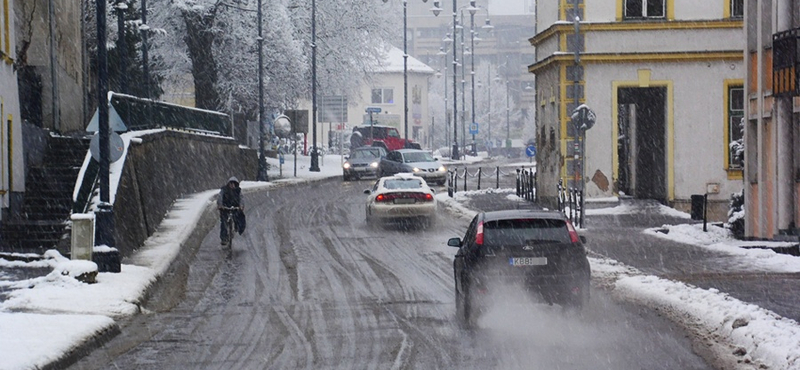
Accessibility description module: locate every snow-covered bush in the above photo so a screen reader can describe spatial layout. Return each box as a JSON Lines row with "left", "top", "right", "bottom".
{"left": 727, "top": 190, "right": 744, "bottom": 239}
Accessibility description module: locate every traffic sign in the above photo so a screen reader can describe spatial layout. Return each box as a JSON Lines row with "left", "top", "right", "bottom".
{"left": 365, "top": 107, "right": 382, "bottom": 113}
{"left": 525, "top": 145, "right": 537, "bottom": 158}
{"left": 469, "top": 122, "right": 479, "bottom": 135}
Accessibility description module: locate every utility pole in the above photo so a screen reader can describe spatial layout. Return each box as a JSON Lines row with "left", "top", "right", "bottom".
{"left": 257, "top": 0, "right": 268, "bottom": 181}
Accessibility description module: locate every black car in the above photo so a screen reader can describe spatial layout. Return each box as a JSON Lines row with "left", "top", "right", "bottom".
{"left": 448, "top": 210, "right": 590, "bottom": 325}
{"left": 343, "top": 147, "right": 387, "bottom": 181}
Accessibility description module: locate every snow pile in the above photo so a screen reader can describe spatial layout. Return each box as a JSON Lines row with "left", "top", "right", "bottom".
{"left": 592, "top": 257, "right": 800, "bottom": 370}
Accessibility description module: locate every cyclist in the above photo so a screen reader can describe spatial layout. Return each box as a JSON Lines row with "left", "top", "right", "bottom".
{"left": 217, "top": 177, "right": 246, "bottom": 245}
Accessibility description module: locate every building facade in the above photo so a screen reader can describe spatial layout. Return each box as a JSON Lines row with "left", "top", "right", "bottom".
{"left": 530, "top": 0, "right": 744, "bottom": 220}
{"left": 1, "top": 0, "right": 27, "bottom": 218}
{"left": 744, "top": 0, "right": 800, "bottom": 239}
{"left": 14, "top": 0, "right": 85, "bottom": 133}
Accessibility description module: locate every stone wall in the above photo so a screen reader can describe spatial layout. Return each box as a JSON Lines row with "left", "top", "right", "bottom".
{"left": 112, "top": 130, "right": 257, "bottom": 256}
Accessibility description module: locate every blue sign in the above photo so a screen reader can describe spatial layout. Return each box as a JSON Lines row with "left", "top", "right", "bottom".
{"left": 525, "top": 145, "right": 537, "bottom": 158}
{"left": 469, "top": 122, "right": 479, "bottom": 135}
{"left": 279, "top": 154, "right": 285, "bottom": 164}
{"left": 365, "top": 107, "right": 382, "bottom": 113}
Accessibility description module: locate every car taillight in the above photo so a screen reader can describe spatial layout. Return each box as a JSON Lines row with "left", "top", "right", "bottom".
{"left": 424, "top": 193, "right": 433, "bottom": 201}
{"left": 476, "top": 221, "right": 484, "bottom": 245}
{"left": 376, "top": 194, "right": 386, "bottom": 202}
{"left": 566, "top": 220, "right": 580, "bottom": 243}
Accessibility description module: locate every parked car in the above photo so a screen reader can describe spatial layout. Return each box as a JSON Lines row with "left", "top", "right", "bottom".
{"left": 342, "top": 147, "right": 387, "bottom": 181}
{"left": 378, "top": 149, "right": 447, "bottom": 186}
{"left": 363, "top": 174, "right": 437, "bottom": 228}
{"left": 349, "top": 125, "right": 421, "bottom": 151}
{"left": 448, "top": 210, "right": 590, "bottom": 326}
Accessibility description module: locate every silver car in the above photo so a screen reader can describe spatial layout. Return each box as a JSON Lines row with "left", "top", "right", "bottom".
{"left": 378, "top": 149, "right": 447, "bottom": 185}
{"left": 343, "top": 147, "right": 387, "bottom": 181}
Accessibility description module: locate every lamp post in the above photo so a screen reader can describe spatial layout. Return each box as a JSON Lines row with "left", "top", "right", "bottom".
{"left": 115, "top": 1, "right": 128, "bottom": 94}
{"left": 468, "top": 1, "right": 477, "bottom": 155}
{"left": 96, "top": 0, "right": 115, "bottom": 248}
{"left": 257, "top": 0, "right": 268, "bottom": 180}
{"left": 140, "top": 0, "right": 149, "bottom": 98}
{"left": 383, "top": 0, "right": 429, "bottom": 144}
{"left": 310, "top": 0, "right": 320, "bottom": 172}
{"left": 431, "top": 0, "right": 458, "bottom": 160}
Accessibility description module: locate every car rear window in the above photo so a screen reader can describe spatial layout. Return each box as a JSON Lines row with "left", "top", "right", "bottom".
{"left": 384, "top": 179, "right": 423, "bottom": 189}
{"left": 483, "top": 218, "right": 570, "bottom": 246}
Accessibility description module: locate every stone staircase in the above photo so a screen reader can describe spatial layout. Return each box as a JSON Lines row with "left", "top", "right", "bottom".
{"left": 1, "top": 136, "right": 90, "bottom": 254}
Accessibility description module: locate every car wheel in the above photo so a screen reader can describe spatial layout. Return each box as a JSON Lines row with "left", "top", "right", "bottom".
{"left": 343, "top": 174, "right": 349, "bottom": 181}
{"left": 458, "top": 276, "right": 478, "bottom": 328}
{"left": 563, "top": 278, "right": 590, "bottom": 311}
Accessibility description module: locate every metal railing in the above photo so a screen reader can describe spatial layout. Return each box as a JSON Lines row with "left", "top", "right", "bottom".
{"left": 515, "top": 168, "right": 537, "bottom": 203}
{"left": 447, "top": 166, "right": 519, "bottom": 197}
{"left": 557, "top": 180, "right": 584, "bottom": 228}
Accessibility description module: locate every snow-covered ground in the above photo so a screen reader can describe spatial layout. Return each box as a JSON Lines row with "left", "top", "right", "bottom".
{"left": 3, "top": 159, "right": 800, "bottom": 369}
{"left": 437, "top": 190, "right": 800, "bottom": 370}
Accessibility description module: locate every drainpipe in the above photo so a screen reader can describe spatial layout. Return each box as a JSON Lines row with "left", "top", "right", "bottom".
{"left": 48, "top": 0, "right": 60, "bottom": 132}
{"left": 775, "top": 0, "right": 794, "bottom": 236}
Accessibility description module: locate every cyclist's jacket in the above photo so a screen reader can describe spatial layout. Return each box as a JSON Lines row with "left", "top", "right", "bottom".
{"left": 217, "top": 185, "right": 243, "bottom": 209}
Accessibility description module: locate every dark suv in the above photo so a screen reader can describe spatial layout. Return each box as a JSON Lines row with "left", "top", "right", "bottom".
{"left": 448, "top": 210, "right": 590, "bottom": 325}
{"left": 350, "top": 125, "right": 421, "bottom": 151}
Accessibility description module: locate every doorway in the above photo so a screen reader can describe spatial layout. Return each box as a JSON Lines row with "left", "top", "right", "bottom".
{"left": 617, "top": 87, "right": 667, "bottom": 202}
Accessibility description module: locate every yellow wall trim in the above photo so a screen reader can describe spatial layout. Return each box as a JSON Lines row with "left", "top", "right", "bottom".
{"left": 530, "top": 19, "right": 743, "bottom": 46}
{"left": 723, "top": 78, "right": 744, "bottom": 176}
{"left": 529, "top": 51, "right": 743, "bottom": 74}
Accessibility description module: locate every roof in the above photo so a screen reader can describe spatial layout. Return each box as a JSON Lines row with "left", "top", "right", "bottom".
{"left": 481, "top": 209, "right": 566, "bottom": 222}
{"left": 377, "top": 46, "right": 435, "bottom": 74}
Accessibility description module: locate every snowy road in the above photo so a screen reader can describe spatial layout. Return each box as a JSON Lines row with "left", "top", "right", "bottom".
{"left": 69, "top": 179, "right": 711, "bottom": 370}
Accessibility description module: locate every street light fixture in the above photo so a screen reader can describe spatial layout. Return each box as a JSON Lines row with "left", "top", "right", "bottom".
{"left": 310, "top": 0, "right": 320, "bottom": 171}
{"left": 256, "top": 0, "right": 268, "bottom": 180}
{"left": 383, "top": 0, "right": 429, "bottom": 146}
{"left": 431, "top": 0, "right": 459, "bottom": 160}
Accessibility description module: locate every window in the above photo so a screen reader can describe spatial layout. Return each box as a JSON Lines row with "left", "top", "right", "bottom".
{"left": 727, "top": 85, "right": 744, "bottom": 170}
{"left": 371, "top": 88, "right": 394, "bottom": 104}
{"left": 730, "top": 0, "right": 743, "bottom": 18}
{"left": 624, "top": 0, "right": 665, "bottom": 19}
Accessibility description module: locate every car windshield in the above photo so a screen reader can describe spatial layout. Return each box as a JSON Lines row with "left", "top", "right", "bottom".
{"left": 383, "top": 179, "right": 423, "bottom": 189}
{"left": 483, "top": 219, "right": 571, "bottom": 246}
{"left": 402, "top": 152, "right": 435, "bottom": 163}
{"left": 351, "top": 149, "right": 381, "bottom": 159}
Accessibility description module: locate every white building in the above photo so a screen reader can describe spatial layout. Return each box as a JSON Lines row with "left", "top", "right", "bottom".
{"left": 0, "top": 0, "right": 25, "bottom": 219}
{"left": 530, "top": 0, "right": 744, "bottom": 220}
{"left": 309, "top": 46, "right": 435, "bottom": 150}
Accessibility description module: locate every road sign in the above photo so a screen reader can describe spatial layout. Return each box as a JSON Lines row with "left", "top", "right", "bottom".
{"left": 526, "top": 145, "right": 537, "bottom": 158}
{"left": 90, "top": 132, "right": 125, "bottom": 163}
{"left": 469, "top": 122, "right": 479, "bottom": 135}
{"left": 365, "top": 107, "right": 382, "bottom": 113}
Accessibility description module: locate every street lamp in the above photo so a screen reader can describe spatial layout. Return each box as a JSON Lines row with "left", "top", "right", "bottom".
{"left": 430, "top": 0, "right": 459, "bottom": 160}
{"left": 96, "top": 0, "right": 115, "bottom": 248}
{"left": 310, "top": 0, "right": 320, "bottom": 171}
{"left": 383, "top": 0, "right": 429, "bottom": 145}
{"left": 115, "top": 0, "right": 128, "bottom": 94}
{"left": 257, "top": 0, "right": 268, "bottom": 180}
{"left": 437, "top": 44, "right": 450, "bottom": 154}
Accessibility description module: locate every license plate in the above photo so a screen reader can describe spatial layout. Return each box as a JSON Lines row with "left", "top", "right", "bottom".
{"left": 509, "top": 257, "right": 547, "bottom": 266}
{"left": 394, "top": 198, "right": 415, "bottom": 204}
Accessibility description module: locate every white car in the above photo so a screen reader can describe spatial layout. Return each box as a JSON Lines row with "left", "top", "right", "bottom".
{"left": 364, "top": 174, "right": 437, "bottom": 227}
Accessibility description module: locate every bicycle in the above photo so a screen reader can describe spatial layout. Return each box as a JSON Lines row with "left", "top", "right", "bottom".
{"left": 220, "top": 206, "right": 241, "bottom": 248}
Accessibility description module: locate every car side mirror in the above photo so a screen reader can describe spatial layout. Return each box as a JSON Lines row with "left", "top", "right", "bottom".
{"left": 447, "top": 237, "right": 461, "bottom": 247}
{"left": 345, "top": 156, "right": 349, "bottom": 160}
{"left": 434, "top": 157, "right": 440, "bottom": 161}
{"left": 579, "top": 235, "right": 587, "bottom": 244}
{"left": 430, "top": 188, "right": 435, "bottom": 193}
{"left": 363, "top": 189, "right": 371, "bottom": 194}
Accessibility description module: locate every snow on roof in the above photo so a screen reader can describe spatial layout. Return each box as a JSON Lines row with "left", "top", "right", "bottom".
{"left": 376, "top": 46, "right": 435, "bottom": 75}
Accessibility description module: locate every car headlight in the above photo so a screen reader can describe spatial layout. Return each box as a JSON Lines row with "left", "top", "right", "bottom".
{"left": 438, "top": 166, "right": 446, "bottom": 172}
{"left": 370, "top": 162, "right": 378, "bottom": 168}
{"left": 343, "top": 162, "right": 351, "bottom": 169}
{"left": 412, "top": 167, "right": 421, "bottom": 172}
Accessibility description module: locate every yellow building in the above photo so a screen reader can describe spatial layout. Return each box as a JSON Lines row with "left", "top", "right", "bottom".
{"left": 0, "top": 0, "right": 26, "bottom": 218}
{"left": 529, "top": 0, "right": 744, "bottom": 220}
